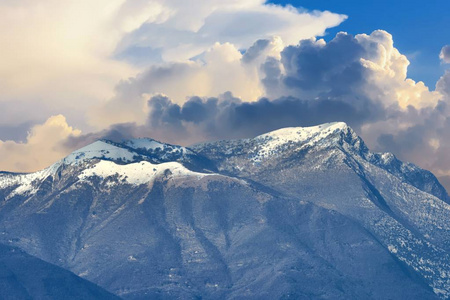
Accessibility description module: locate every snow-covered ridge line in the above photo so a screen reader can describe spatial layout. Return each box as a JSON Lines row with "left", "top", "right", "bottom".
{"left": 258, "top": 122, "right": 349, "bottom": 140}
{"left": 253, "top": 122, "right": 354, "bottom": 161}
{"left": 0, "top": 138, "right": 197, "bottom": 198}
{"left": 0, "top": 163, "right": 61, "bottom": 199}
{"left": 4, "top": 122, "right": 443, "bottom": 201}
{"left": 64, "top": 138, "right": 194, "bottom": 166}
{"left": 63, "top": 140, "right": 139, "bottom": 165}
{"left": 0, "top": 140, "right": 138, "bottom": 196}
{"left": 0, "top": 136, "right": 207, "bottom": 197}
{"left": 124, "top": 138, "right": 192, "bottom": 154}
{"left": 78, "top": 160, "right": 208, "bottom": 185}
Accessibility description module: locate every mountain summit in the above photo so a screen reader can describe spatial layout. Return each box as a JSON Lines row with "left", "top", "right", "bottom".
{"left": 0, "top": 122, "right": 449, "bottom": 299}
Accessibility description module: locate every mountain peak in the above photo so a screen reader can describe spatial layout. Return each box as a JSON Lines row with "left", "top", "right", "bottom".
{"left": 123, "top": 137, "right": 192, "bottom": 156}
{"left": 252, "top": 122, "right": 360, "bottom": 159}
{"left": 62, "top": 140, "right": 138, "bottom": 165}
{"left": 265, "top": 122, "right": 349, "bottom": 135}
{"left": 123, "top": 138, "right": 163, "bottom": 150}
{"left": 258, "top": 122, "right": 352, "bottom": 142}
{"left": 60, "top": 137, "right": 194, "bottom": 167}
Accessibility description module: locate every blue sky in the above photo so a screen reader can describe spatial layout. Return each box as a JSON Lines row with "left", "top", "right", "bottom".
{"left": 270, "top": 0, "right": 450, "bottom": 88}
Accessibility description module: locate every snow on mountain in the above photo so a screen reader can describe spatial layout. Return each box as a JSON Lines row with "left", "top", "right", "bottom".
{"left": 0, "top": 141, "right": 139, "bottom": 200}
{"left": 79, "top": 160, "right": 207, "bottom": 186}
{"left": 0, "top": 164, "right": 61, "bottom": 200}
{"left": 61, "top": 138, "right": 196, "bottom": 168}
{"left": 124, "top": 138, "right": 191, "bottom": 156}
{"left": 0, "top": 122, "right": 449, "bottom": 299}
{"left": 252, "top": 122, "right": 358, "bottom": 162}
{"left": 0, "top": 138, "right": 213, "bottom": 200}
{"left": 124, "top": 138, "right": 165, "bottom": 150}
{"left": 63, "top": 140, "right": 139, "bottom": 165}
{"left": 256, "top": 122, "right": 350, "bottom": 150}
{"left": 194, "top": 122, "right": 448, "bottom": 202}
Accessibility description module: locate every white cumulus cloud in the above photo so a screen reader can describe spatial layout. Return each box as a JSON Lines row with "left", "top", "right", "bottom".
{"left": 0, "top": 115, "right": 81, "bottom": 172}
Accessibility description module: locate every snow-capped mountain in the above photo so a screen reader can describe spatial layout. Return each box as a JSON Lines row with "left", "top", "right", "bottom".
{"left": 0, "top": 122, "right": 449, "bottom": 299}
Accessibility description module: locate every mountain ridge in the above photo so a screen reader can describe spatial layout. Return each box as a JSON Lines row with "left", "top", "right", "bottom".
{"left": 0, "top": 122, "right": 449, "bottom": 299}
{"left": 1, "top": 121, "right": 447, "bottom": 201}
{"left": 192, "top": 122, "right": 449, "bottom": 203}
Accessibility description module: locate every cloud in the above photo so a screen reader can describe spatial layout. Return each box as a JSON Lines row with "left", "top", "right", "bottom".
{"left": 141, "top": 92, "right": 383, "bottom": 144}
{"left": 0, "top": 122, "right": 36, "bottom": 143}
{"left": 86, "top": 1, "right": 346, "bottom": 129}
{"left": 58, "top": 90, "right": 384, "bottom": 159}
{"left": 114, "top": 1, "right": 346, "bottom": 63}
{"left": 89, "top": 39, "right": 285, "bottom": 128}
{"left": 0, "top": 0, "right": 137, "bottom": 132}
{"left": 440, "top": 45, "right": 450, "bottom": 64}
{"left": 262, "top": 30, "right": 442, "bottom": 110}
{"left": 0, "top": 0, "right": 344, "bottom": 133}
{"left": 0, "top": 115, "right": 81, "bottom": 172}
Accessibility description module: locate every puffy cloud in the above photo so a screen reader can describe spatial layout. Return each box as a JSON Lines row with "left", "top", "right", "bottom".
{"left": 114, "top": 0, "right": 346, "bottom": 63}
{"left": 141, "top": 92, "right": 382, "bottom": 144}
{"left": 0, "top": 115, "right": 81, "bottom": 172}
{"left": 440, "top": 45, "right": 450, "bottom": 64}
{"left": 0, "top": 0, "right": 137, "bottom": 133}
{"left": 437, "top": 71, "right": 450, "bottom": 96}
{"left": 262, "top": 30, "right": 442, "bottom": 109}
{"left": 0, "top": 0, "right": 344, "bottom": 132}
{"left": 62, "top": 90, "right": 383, "bottom": 153}
{"left": 83, "top": 0, "right": 345, "bottom": 129}
{"left": 0, "top": 4, "right": 134, "bottom": 81}
{"left": 89, "top": 39, "right": 284, "bottom": 128}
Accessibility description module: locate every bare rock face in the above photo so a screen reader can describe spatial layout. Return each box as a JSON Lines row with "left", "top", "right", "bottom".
{"left": 0, "top": 122, "right": 448, "bottom": 299}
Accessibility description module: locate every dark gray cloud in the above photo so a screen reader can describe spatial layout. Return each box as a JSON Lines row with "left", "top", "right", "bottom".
{"left": 263, "top": 32, "right": 368, "bottom": 102}
{"left": 64, "top": 122, "right": 146, "bottom": 150}
{"left": 145, "top": 91, "right": 385, "bottom": 143}
{"left": 440, "top": 45, "right": 450, "bottom": 64}
{"left": 0, "top": 122, "right": 36, "bottom": 142}
{"left": 242, "top": 39, "right": 271, "bottom": 63}
{"left": 68, "top": 88, "right": 385, "bottom": 149}
{"left": 437, "top": 71, "right": 450, "bottom": 96}
{"left": 281, "top": 33, "right": 365, "bottom": 92}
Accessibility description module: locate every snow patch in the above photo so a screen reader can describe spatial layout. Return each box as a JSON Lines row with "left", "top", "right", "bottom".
{"left": 124, "top": 138, "right": 167, "bottom": 151}
{"left": 124, "top": 138, "right": 193, "bottom": 157}
{"left": 253, "top": 122, "right": 351, "bottom": 162}
{"left": 63, "top": 141, "right": 138, "bottom": 165}
{"left": 388, "top": 245, "right": 398, "bottom": 254}
{"left": 78, "top": 160, "right": 207, "bottom": 185}
{"left": 1, "top": 163, "right": 61, "bottom": 199}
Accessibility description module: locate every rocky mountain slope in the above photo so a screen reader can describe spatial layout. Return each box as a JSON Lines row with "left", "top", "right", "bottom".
{"left": 0, "top": 123, "right": 449, "bottom": 299}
